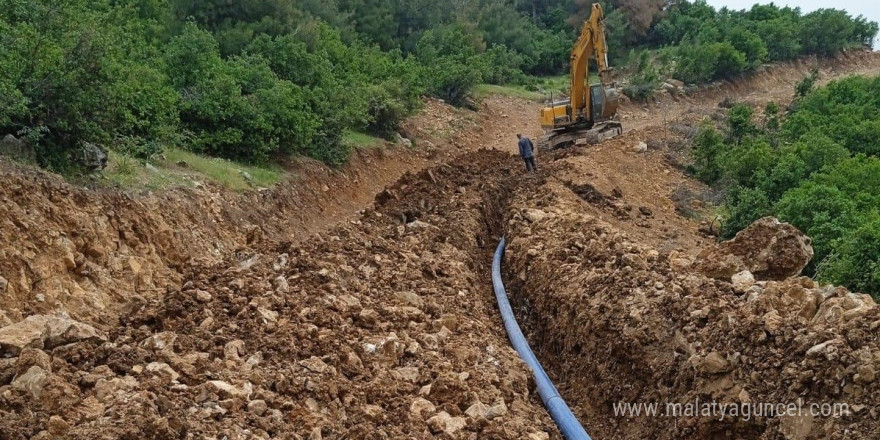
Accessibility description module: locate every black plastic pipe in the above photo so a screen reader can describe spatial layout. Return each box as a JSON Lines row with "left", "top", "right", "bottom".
{"left": 492, "top": 237, "right": 592, "bottom": 440}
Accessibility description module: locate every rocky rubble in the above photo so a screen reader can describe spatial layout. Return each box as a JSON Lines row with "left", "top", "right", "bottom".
{"left": 691, "top": 217, "right": 814, "bottom": 280}
{"left": 504, "top": 182, "right": 879, "bottom": 440}
{"left": 0, "top": 151, "right": 558, "bottom": 439}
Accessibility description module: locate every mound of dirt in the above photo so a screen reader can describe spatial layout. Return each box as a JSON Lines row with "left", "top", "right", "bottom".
{"left": 503, "top": 181, "right": 879, "bottom": 440}
{"left": 0, "top": 151, "right": 559, "bottom": 440}
{"left": 692, "top": 217, "right": 814, "bottom": 281}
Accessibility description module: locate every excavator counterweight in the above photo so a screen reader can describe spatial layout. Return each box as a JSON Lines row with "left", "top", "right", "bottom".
{"left": 538, "top": 3, "right": 622, "bottom": 150}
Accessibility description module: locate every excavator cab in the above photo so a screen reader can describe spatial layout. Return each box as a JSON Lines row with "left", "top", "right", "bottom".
{"left": 591, "top": 84, "right": 619, "bottom": 122}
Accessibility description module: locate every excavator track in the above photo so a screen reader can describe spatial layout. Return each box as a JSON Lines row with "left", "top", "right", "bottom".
{"left": 538, "top": 120, "right": 623, "bottom": 151}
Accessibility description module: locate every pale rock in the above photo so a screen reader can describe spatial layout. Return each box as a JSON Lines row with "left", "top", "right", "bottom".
{"left": 763, "top": 310, "right": 784, "bottom": 333}
{"left": 224, "top": 340, "right": 246, "bottom": 362}
{"left": 15, "top": 348, "right": 52, "bottom": 375}
{"left": 248, "top": 399, "right": 268, "bottom": 416}
{"left": 12, "top": 366, "right": 50, "bottom": 399}
{"left": 337, "top": 295, "right": 362, "bottom": 313}
{"left": 731, "top": 270, "right": 756, "bottom": 293}
{"left": 634, "top": 141, "right": 648, "bottom": 153}
{"left": 843, "top": 306, "right": 872, "bottom": 322}
{"left": 465, "top": 401, "right": 490, "bottom": 419}
{"left": 436, "top": 326, "right": 452, "bottom": 342}
{"left": 697, "top": 352, "right": 731, "bottom": 375}
{"left": 300, "top": 356, "right": 332, "bottom": 374}
{"left": 144, "top": 362, "right": 180, "bottom": 383}
{"left": 94, "top": 376, "right": 138, "bottom": 401}
{"left": 245, "top": 352, "right": 263, "bottom": 369}
{"left": 486, "top": 400, "right": 508, "bottom": 419}
{"left": 406, "top": 220, "right": 438, "bottom": 230}
{"left": 77, "top": 396, "right": 105, "bottom": 422}
{"left": 437, "top": 314, "right": 459, "bottom": 331}
{"left": 392, "top": 366, "right": 420, "bottom": 383}
{"left": 194, "top": 290, "right": 212, "bottom": 303}
{"left": 395, "top": 291, "right": 424, "bottom": 308}
{"left": 258, "top": 307, "right": 278, "bottom": 323}
{"left": 142, "top": 331, "right": 177, "bottom": 351}
{"left": 522, "top": 208, "right": 549, "bottom": 223}
{"left": 622, "top": 253, "right": 648, "bottom": 271}
{"left": 273, "top": 253, "right": 289, "bottom": 272}
{"left": 528, "top": 432, "right": 550, "bottom": 440}
{"left": 47, "top": 415, "right": 70, "bottom": 436}
{"left": 361, "top": 404, "right": 385, "bottom": 422}
{"left": 62, "top": 251, "right": 77, "bottom": 270}
{"left": 203, "top": 380, "right": 247, "bottom": 399}
{"left": 0, "top": 276, "right": 7, "bottom": 292}
{"left": 410, "top": 397, "right": 436, "bottom": 418}
{"left": 806, "top": 340, "right": 838, "bottom": 359}
{"left": 854, "top": 364, "right": 875, "bottom": 385}
{"left": 358, "top": 309, "right": 379, "bottom": 327}
{"left": 0, "top": 315, "right": 103, "bottom": 355}
{"left": 310, "top": 427, "right": 323, "bottom": 440}
{"left": 274, "top": 276, "right": 290, "bottom": 294}
{"left": 694, "top": 217, "right": 813, "bottom": 280}
{"left": 427, "top": 411, "right": 467, "bottom": 435}
{"left": 419, "top": 384, "right": 432, "bottom": 396}
{"left": 199, "top": 317, "right": 214, "bottom": 330}
{"left": 0, "top": 317, "right": 47, "bottom": 354}
{"left": 43, "top": 316, "right": 103, "bottom": 348}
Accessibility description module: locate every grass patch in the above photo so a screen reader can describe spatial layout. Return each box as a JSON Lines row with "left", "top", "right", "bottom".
{"left": 103, "top": 151, "right": 189, "bottom": 190}
{"left": 163, "top": 148, "right": 283, "bottom": 191}
{"left": 474, "top": 84, "right": 544, "bottom": 101}
{"left": 343, "top": 130, "right": 385, "bottom": 149}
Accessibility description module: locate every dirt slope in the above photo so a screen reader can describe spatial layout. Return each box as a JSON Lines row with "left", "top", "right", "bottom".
{"left": 503, "top": 175, "right": 878, "bottom": 440}
{"left": 1, "top": 151, "right": 564, "bottom": 439}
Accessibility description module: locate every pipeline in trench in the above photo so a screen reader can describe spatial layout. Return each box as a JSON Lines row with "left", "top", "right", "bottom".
{"left": 491, "top": 238, "right": 593, "bottom": 440}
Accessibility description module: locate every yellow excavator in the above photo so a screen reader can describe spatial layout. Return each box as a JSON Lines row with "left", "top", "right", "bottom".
{"left": 538, "top": 3, "right": 622, "bottom": 150}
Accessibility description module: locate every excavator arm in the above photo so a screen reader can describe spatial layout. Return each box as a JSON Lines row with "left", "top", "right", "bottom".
{"left": 569, "top": 3, "right": 611, "bottom": 122}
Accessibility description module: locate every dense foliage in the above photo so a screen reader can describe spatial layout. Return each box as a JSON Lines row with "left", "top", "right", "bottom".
{"left": 0, "top": 0, "right": 876, "bottom": 168}
{"left": 649, "top": 2, "right": 877, "bottom": 84}
{"left": 692, "top": 75, "right": 880, "bottom": 298}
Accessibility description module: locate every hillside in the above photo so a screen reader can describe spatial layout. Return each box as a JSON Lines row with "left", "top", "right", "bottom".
{"left": 1, "top": 51, "right": 880, "bottom": 439}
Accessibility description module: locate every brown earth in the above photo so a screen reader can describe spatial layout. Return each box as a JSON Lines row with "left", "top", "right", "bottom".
{"left": 1, "top": 50, "right": 880, "bottom": 439}
{"left": 503, "top": 174, "right": 879, "bottom": 440}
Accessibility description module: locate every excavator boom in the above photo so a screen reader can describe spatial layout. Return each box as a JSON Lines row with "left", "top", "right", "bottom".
{"left": 538, "top": 3, "right": 621, "bottom": 150}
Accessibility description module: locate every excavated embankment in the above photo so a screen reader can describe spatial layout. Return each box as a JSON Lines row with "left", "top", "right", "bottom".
{"left": 504, "top": 177, "right": 879, "bottom": 440}
{"left": 0, "top": 150, "right": 564, "bottom": 440}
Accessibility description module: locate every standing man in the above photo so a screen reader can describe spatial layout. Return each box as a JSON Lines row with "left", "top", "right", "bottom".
{"left": 517, "top": 134, "right": 537, "bottom": 172}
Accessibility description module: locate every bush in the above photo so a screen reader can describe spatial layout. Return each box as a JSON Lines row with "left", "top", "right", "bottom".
{"left": 722, "top": 186, "right": 772, "bottom": 237}
{"left": 415, "top": 24, "right": 485, "bottom": 106}
{"left": 623, "top": 50, "right": 662, "bottom": 101}
{"left": 167, "top": 24, "right": 320, "bottom": 163}
{"left": 673, "top": 42, "right": 747, "bottom": 84}
{"left": 692, "top": 122, "right": 725, "bottom": 183}
{"left": 821, "top": 214, "right": 880, "bottom": 297}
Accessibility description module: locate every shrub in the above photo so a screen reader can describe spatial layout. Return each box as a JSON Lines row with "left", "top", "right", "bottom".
{"left": 821, "top": 214, "right": 880, "bottom": 297}
{"left": 623, "top": 50, "right": 662, "bottom": 101}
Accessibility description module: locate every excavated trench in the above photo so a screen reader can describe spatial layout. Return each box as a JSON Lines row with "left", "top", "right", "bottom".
{"left": 2, "top": 136, "right": 880, "bottom": 440}
{"left": 499, "top": 172, "right": 880, "bottom": 440}
{"left": 0, "top": 150, "right": 568, "bottom": 440}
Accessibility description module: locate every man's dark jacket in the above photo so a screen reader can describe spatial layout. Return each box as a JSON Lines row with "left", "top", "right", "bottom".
{"left": 518, "top": 137, "right": 535, "bottom": 158}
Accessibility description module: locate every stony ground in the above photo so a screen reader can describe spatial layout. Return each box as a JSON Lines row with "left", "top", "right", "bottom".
{"left": 2, "top": 51, "right": 880, "bottom": 440}
{"left": 504, "top": 174, "right": 879, "bottom": 440}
